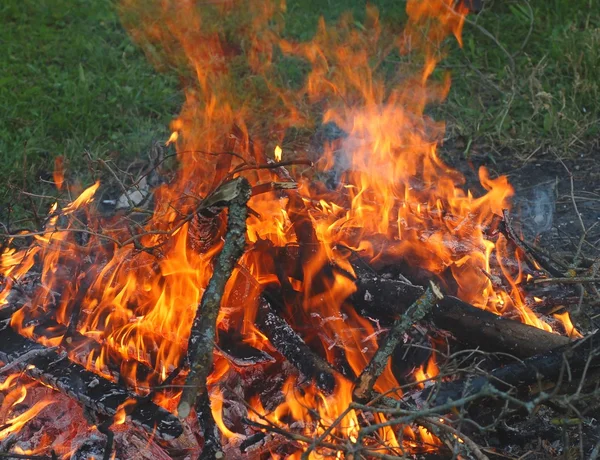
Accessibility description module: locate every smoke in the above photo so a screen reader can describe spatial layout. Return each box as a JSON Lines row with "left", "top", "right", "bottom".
{"left": 512, "top": 181, "right": 556, "bottom": 239}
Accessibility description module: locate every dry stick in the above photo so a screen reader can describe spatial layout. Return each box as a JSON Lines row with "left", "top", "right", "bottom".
{"left": 353, "top": 284, "right": 441, "bottom": 403}
{"left": 178, "top": 177, "right": 251, "bottom": 419}
{"left": 419, "top": 417, "right": 489, "bottom": 460}
{"left": 533, "top": 276, "right": 600, "bottom": 285}
{"left": 424, "top": 329, "right": 600, "bottom": 406}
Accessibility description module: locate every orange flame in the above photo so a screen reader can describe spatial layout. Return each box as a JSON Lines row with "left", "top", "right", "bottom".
{"left": 53, "top": 156, "right": 65, "bottom": 191}
{"left": 274, "top": 145, "right": 282, "bottom": 162}
{"left": 0, "top": 0, "right": 570, "bottom": 455}
{"left": 0, "top": 376, "right": 55, "bottom": 441}
{"left": 554, "top": 312, "right": 582, "bottom": 339}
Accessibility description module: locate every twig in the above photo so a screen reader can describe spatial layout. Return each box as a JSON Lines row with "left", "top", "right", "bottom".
{"left": 178, "top": 177, "right": 251, "bottom": 419}
{"left": 353, "top": 283, "right": 440, "bottom": 402}
{"left": 251, "top": 181, "right": 298, "bottom": 197}
{"left": 420, "top": 417, "right": 489, "bottom": 460}
{"left": 533, "top": 276, "right": 600, "bottom": 285}
{"left": 226, "top": 159, "right": 313, "bottom": 181}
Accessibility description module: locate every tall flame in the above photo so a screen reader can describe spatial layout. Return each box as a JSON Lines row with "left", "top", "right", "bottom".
{"left": 0, "top": 0, "right": 572, "bottom": 456}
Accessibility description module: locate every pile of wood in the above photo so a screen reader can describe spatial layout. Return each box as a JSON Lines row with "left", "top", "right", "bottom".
{"left": 0, "top": 156, "right": 599, "bottom": 460}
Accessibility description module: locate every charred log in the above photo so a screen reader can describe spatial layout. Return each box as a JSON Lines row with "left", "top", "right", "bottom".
{"left": 350, "top": 274, "right": 426, "bottom": 320}
{"left": 351, "top": 275, "right": 570, "bottom": 359}
{"left": 0, "top": 322, "right": 183, "bottom": 439}
{"left": 198, "top": 391, "right": 223, "bottom": 460}
{"left": 29, "top": 320, "right": 162, "bottom": 389}
{"left": 432, "top": 296, "right": 570, "bottom": 357}
{"left": 255, "top": 296, "right": 337, "bottom": 393}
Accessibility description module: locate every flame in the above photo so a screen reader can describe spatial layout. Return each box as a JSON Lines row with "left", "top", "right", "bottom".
{"left": 166, "top": 131, "right": 179, "bottom": 146}
{"left": 274, "top": 145, "right": 282, "bottom": 162}
{"left": 554, "top": 312, "right": 582, "bottom": 339}
{"left": 113, "top": 398, "right": 137, "bottom": 426}
{"left": 0, "top": 0, "right": 570, "bottom": 455}
{"left": 0, "top": 375, "right": 55, "bottom": 441}
{"left": 53, "top": 156, "right": 65, "bottom": 191}
{"left": 211, "top": 387, "right": 244, "bottom": 440}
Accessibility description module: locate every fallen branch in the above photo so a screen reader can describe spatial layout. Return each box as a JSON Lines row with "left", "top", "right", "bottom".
{"left": 353, "top": 284, "right": 440, "bottom": 402}
{"left": 178, "top": 177, "right": 251, "bottom": 419}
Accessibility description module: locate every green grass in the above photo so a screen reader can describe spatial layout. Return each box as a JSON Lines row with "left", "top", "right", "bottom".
{"left": 441, "top": 0, "right": 599, "bottom": 156}
{"left": 0, "top": 0, "right": 598, "bottom": 222}
{"left": 0, "top": 0, "right": 180, "bottom": 215}
{"left": 281, "top": 0, "right": 599, "bottom": 156}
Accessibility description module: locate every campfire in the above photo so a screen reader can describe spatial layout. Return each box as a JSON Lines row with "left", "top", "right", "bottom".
{"left": 1, "top": 0, "right": 598, "bottom": 458}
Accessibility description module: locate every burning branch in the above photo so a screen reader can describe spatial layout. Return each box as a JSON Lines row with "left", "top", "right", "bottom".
{"left": 0, "top": 324, "right": 183, "bottom": 439}
{"left": 178, "top": 177, "right": 251, "bottom": 419}
{"left": 353, "top": 284, "right": 441, "bottom": 403}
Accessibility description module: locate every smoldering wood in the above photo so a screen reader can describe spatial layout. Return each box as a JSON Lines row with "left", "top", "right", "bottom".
{"left": 423, "top": 329, "right": 600, "bottom": 406}
{"left": 0, "top": 322, "right": 183, "bottom": 439}
{"left": 30, "top": 320, "right": 162, "bottom": 388}
{"left": 255, "top": 296, "right": 337, "bottom": 393}
{"left": 350, "top": 275, "right": 571, "bottom": 359}
{"left": 432, "top": 296, "right": 570, "bottom": 357}
{"left": 179, "top": 177, "right": 251, "bottom": 419}
{"left": 353, "top": 286, "right": 438, "bottom": 403}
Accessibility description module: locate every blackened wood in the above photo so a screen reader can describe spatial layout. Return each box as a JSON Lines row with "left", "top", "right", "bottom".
{"left": 351, "top": 275, "right": 426, "bottom": 319}
{"left": 239, "top": 432, "right": 266, "bottom": 453}
{"left": 350, "top": 275, "right": 570, "bottom": 359}
{"left": 198, "top": 391, "right": 223, "bottom": 460}
{"left": 0, "top": 282, "right": 33, "bottom": 321}
{"left": 425, "top": 329, "right": 600, "bottom": 405}
{"left": 30, "top": 320, "right": 161, "bottom": 388}
{"left": 433, "top": 296, "right": 570, "bottom": 357}
{"left": 353, "top": 286, "right": 438, "bottom": 402}
{"left": 179, "top": 177, "right": 251, "bottom": 419}
{"left": 0, "top": 323, "right": 182, "bottom": 439}
{"left": 255, "top": 297, "right": 337, "bottom": 393}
